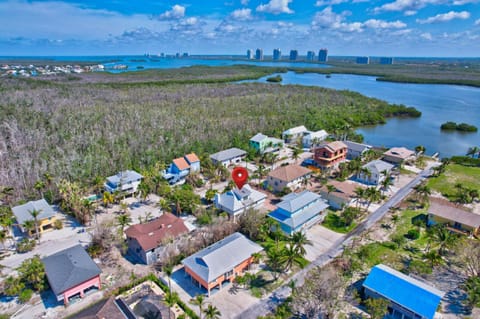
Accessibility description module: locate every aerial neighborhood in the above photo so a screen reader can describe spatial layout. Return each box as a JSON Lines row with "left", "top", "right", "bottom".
{"left": 1, "top": 123, "right": 479, "bottom": 319}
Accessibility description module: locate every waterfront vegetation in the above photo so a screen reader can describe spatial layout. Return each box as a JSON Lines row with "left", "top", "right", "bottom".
{"left": 441, "top": 121, "right": 478, "bottom": 132}
{"left": 266, "top": 75, "right": 282, "bottom": 82}
{"left": 0, "top": 67, "right": 420, "bottom": 200}
{"left": 427, "top": 163, "right": 480, "bottom": 201}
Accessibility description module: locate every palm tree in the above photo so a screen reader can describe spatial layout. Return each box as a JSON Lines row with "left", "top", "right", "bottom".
{"left": 28, "top": 209, "right": 42, "bottom": 242}
{"left": 414, "top": 183, "right": 431, "bottom": 204}
{"left": 164, "top": 291, "right": 179, "bottom": 319}
{"left": 353, "top": 187, "right": 365, "bottom": 209}
{"left": 380, "top": 170, "right": 393, "bottom": 195}
{"left": 116, "top": 213, "right": 132, "bottom": 233}
{"left": 22, "top": 220, "right": 35, "bottom": 238}
{"left": 292, "top": 147, "right": 302, "bottom": 163}
{"left": 280, "top": 244, "right": 302, "bottom": 272}
{"left": 137, "top": 181, "right": 150, "bottom": 203}
{"left": 365, "top": 187, "right": 381, "bottom": 212}
{"left": 424, "top": 250, "right": 443, "bottom": 268}
{"left": 0, "top": 230, "right": 9, "bottom": 251}
{"left": 290, "top": 231, "right": 312, "bottom": 256}
{"left": 326, "top": 184, "right": 336, "bottom": 198}
{"left": 203, "top": 304, "right": 221, "bottom": 319}
{"left": 34, "top": 180, "right": 45, "bottom": 198}
{"left": 190, "top": 294, "right": 206, "bottom": 319}
{"left": 427, "top": 224, "right": 458, "bottom": 256}
{"left": 102, "top": 191, "right": 114, "bottom": 208}
{"left": 467, "top": 146, "right": 480, "bottom": 158}
{"left": 164, "top": 265, "right": 173, "bottom": 293}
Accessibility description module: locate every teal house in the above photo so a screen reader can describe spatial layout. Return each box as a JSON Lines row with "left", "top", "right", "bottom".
{"left": 249, "top": 133, "right": 283, "bottom": 154}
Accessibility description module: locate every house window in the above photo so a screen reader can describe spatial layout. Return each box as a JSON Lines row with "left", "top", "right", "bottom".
{"left": 224, "top": 269, "right": 234, "bottom": 278}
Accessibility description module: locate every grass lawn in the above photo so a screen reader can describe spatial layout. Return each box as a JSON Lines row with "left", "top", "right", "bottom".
{"left": 322, "top": 212, "right": 357, "bottom": 234}
{"left": 427, "top": 164, "right": 480, "bottom": 198}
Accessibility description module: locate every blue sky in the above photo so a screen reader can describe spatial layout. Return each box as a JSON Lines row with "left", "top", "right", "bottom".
{"left": 1, "top": 0, "right": 479, "bottom": 56}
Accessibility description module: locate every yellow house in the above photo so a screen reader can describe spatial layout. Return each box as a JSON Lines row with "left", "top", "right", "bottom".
{"left": 12, "top": 199, "right": 57, "bottom": 236}
{"left": 427, "top": 198, "right": 480, "bottom": 237}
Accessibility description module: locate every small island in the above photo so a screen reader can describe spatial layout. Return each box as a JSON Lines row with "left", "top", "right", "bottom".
{"left": 266, "top": 75, "right": 283, "bottom": 83}
{"left": 441, "top": 121, "right": 478, "bottom": 132}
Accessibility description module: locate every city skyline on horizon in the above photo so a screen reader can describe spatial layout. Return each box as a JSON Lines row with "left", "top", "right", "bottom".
{"left": 1, "top": 0, "right": 480, "bottom": 57}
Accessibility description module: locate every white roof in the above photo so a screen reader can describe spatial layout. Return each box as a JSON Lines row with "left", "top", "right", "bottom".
{"left": 283, "top": 125, "right": 308, "bottom": 136}
{"left": 363, "top": 160, "right": 394, "bottom": 175}
{"left": 305, "top": 130, "right": 328, "bottom": 139}
{"left": 215, "top": 184, "right": 266, "bottom": 215}
{"left": 182, "top": 232, "right": 263, "bottom": 283}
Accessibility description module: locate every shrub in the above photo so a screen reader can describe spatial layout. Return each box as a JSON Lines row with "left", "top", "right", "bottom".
{"left": 405, "top": 229, "right": 420, "bottom": 240}
{"left": 408, "top": 259, "right": 432, "bottom": 275}
{"left": 54, "top": 219, "right": 63, "bottom": 230}
{"left": 18, "top": 289, "right": 33, "bottom": 303}
{"left": 16, "top": 238, "right": 36, "bottom": 253}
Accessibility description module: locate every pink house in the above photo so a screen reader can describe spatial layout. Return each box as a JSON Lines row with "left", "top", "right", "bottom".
{"left": 42, "top": 244, "right": 101, "bottom": 305}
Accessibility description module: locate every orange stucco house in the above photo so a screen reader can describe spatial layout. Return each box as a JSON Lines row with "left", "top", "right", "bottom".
{"left": 182, "top": 232, "right": 263, "bottom": 296}
{"left": 313, "top": 141, "right": 347, "bottom": 170}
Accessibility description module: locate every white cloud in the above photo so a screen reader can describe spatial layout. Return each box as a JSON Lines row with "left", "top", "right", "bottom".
{"left": 420, "top": 32, "right": 433, "bottom": 40}
{"left": 363, "top": 19, "right": 406, "bottom": 29}
{"left": 374, "top": 0, "right": 445, "bottom": 15}
{"left": 256, "top": 0, "right": 294, "bottom": 14}
{"left": 453, "top": 0, "right": 479, "bottom": 4}
{"left": 417, "top": 11, "right": 470, "bottom": 24}
{"left": 158, "top": 5, "right": 185, "bottom": 20}
{"left": 315, "top": 0, "right": 348, "bottom": 6}
{"left": 241, "top": 0, "right": 250, "bottom": 5}
{"left": 476, "top": 19, "right": 480, "bottom": 25}
{"left": 230, "top": 8, "right": 252, "bottom": 20}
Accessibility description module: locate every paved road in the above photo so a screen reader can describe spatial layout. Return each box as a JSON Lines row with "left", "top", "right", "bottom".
{"left": 236, "top": 166, "right": 434, "bottom": 319}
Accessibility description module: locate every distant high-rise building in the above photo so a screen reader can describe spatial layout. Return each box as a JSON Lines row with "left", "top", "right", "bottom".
{"left": 356, "top": 56, "right": 370, "bottom": 64}
{"left": 273, "top": 48, "right": 282, "bottom": 60}
{"left": 307, "top": 51, "right": 316, "bottom": 61}
{"left": 380, "top": 57, "right": 394, "bottom": 65}
{"left": 182, "top": 52, "right": 189, "bottom": 57}
{"left": 255, "top": 48, "right": 264, "bottom": 60}
{"left": 318, "top": 49, "right": 328, "bottom": 62}
{"left": 247, "top": 49, "right": 253, "bottom": 59}
{"left": 289, "top": 50, "right": 298, "bottom": 61}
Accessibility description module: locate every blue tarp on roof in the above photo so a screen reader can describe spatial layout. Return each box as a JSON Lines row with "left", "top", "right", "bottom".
{"left": 363, "top": 264, "right": 444, "bottom": 319}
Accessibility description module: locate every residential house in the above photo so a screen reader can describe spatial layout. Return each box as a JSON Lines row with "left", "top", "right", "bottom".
{"left": 69, "top": 296, "right": 136, "bottom": 319}
{"left": 313, "top": 141, "right": 348, "bottom": 170}
{"left": 343, "top": 140, "right": 372, "bottom": 159}
{"left": 282, "top": 125, "right": 308, "bottom": 144}
{"left": 42, "top": 244, "right": 102, "bottom": 305}
{"left": 267, "top": 164, "right": 312, "bottom": 193}
{"left": 104, "top": 170, "right": 143, "bottom": 194}
{"left": 383, "top": 147, "right": 416, "bottom": 165}
{"left": 182, "top": 232, "right": 263, "bottom": 296}
{"left": 357, "top": 160, "right": 394, "bottom": 186}
{"left": 302, "top": 130, "right": 328, "bottom": 148}
{"left": 427, "top": 198, "right": 480, "bottom": 236}
{"left": 363, "top": 264, "right": 444, "bottom": 319}
{"left": 210, "top": 148, "right": 247, "bottom": 167}
{"left": 163, "top": 153, "right": 201, "bottom": 184}
{"left": 12, "top": 199, "right": 57, "bottom": 235}
{"left": 214, "top": 184, "right": 267, "bottom": 219}
{"left": 319, "top": 180, "right": 365, "bottom": 210}
{"left": 125, "top": 213, "right": 190, "bottom": 265}
{"left": 249, "top": 133, "right": 283, "bottom": 154}
{"left": 268, "top": 190, "right": 329, "bottom": 235}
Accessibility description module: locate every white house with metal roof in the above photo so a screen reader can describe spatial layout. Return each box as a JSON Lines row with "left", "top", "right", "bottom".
{"left": 282, "top": 125, "right": 308, "bottom": 143}
{"left": 209, "top": 147, "right": 247, "bottom": 167}
{"left": 214, "top": 185, "right": 266, "bottom": 219}
{"left": 268, "top": 190, "right": 329, "bottom": 235}
{"left": 12, "top": 199, "right": 57, "bottom": 235}
{"left": 302, "top": 130, "right": 328, "bottom": 148}
{"left": 343, "top": 140, "right": 372, "bottom": 159}
{"left": 182, "top": 232, "right": 263, "bottom": 296}
{"left": 357, "top": 160, "right": 394, "bottom": 185}
{"left": 104, "top": 170, "right": 143, "bottom": 194}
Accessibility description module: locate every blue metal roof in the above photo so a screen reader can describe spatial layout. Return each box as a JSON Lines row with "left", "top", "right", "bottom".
{"left": 363, "top": 264, "right": 444, "bottom": 319}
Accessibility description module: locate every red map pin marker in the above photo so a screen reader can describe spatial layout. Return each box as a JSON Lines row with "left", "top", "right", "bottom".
{"left": 232, "top": 166, "right": 249, "bottom": 190}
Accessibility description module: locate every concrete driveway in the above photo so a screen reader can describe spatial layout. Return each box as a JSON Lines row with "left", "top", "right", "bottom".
{"left": 304, "top": 224, "right": 344, "bottom": 262}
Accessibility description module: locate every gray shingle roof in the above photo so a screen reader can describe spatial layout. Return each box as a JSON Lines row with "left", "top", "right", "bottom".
{"left": 106, "top": 170, "right": 143, "bottom": 186}
{"left": 182, "top": 232, "right": 263, "bottom": 283}
{"left": 42, "top": 244, "right": 101, "bottom": 296}
{"left": 363, "top": 160, "right": 394, "bottom": 175}
{"left": 343, "top": 140, "right": 371, "bottom": 153}
{"left": 250, "top": 133, "right": 268, "bottom": 143}
{"left": 278, "top": 191, "right": 322, "bottom": 213}
{"left": 210, "top": 148, "right": 247, "bottom": 163}
{"left": 12, "top": 199, "right": 56, "bottom": 225}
